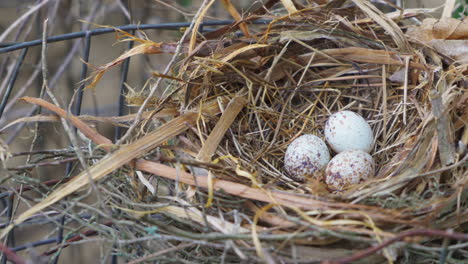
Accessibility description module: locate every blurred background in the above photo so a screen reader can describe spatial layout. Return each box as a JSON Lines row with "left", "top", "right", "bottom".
{"left": 0, "top": 0, "right": 461, "bottom": 263}
{"left": 0, "top": 0, "right": 453, "bottom": 158}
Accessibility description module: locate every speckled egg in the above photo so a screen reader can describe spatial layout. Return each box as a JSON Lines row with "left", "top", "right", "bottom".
{"left": 324, "top": 111, "right": 374, "bottom": 153}
{"left": 284, "top": 134, "right": 330, "bottom": 182}
{"left": 325, "top": 150, "right": 375, "bottom": 191}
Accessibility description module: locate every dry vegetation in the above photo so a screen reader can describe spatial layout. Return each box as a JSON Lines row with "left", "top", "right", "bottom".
{"left": 0, "top": 0, "right": 467, "bottom": 263}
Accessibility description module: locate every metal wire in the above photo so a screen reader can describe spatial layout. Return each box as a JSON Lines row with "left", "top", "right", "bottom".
{"left": 0, "top": 48, "right": 27, "bottom": 119}
{"left": 0, "top": 18, "right": 270, "bottom": 262}
{"left": 11, "top": 238, "right": 58, "bottom": 252}
{"left": 52, "top": 31, "right": 94, "bottom": 264}
{"left": 72, "top": 31, "right": 92, "bottom": 117}
{"left": 0, "top": 20, "right": 270, "bottom": 53}
{"left": 114, "top": 30, "right": 135, "bottom": 141}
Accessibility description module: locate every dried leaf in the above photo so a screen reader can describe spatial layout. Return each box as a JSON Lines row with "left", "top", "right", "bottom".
{"left": 196, "top": 96, "right": 247, "bottom": 162}
{"left": 353, "top": 7, "right": 443, "bottom": 24}
{"left": 280, "top": 0, "right": 298, "bottom": 14}
{"left": 221, "top": 44, "right": 269, "bottom": 63}
{"left": 189, "top": 0, "right": 216, "bottom": 54}
{"left": 407, "top": 17, "right": 468, "bottom": 42}
{"left": 85, "top": 41, "right": 177, "bottom": 89}
{"left": 430, "top": 40, "right": 468, "bottom": 63}
{"left": 135, "top": 159, "right": 409, "bottom": 224}
{"left": 321, "top": 47, "right": 427, "bottom": 69}
{"left": 220, "top": 0, "right": 250, "bottom": 38}
{"left": 0, "top": 109, "right": 177, "bottom": 132}
{"left": 20, "top": 97, "right": 113, "bottom": 148}
{"left": 0, "top": 97, "right": 223, "bottom": 239}
{"left": 352, "top": 0, "right": 410, "bottom": 51}
{"left": 136, "top": 171, "right": 155, "bottom": 194}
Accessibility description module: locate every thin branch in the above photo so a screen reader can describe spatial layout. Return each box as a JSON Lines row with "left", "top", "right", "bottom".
{"left": 126, "top": 243, "right": 194, "bottom": 264}
{"left": 41, "top": 19, "right": 88, "bottom": 171}
{"left": 324, "top": 229, "right": 468, "bottom": 264}
{"left": 0, "top": 241, "right": 26, "bottom": 264}
{"left": 116, "top": 0, "right": 214, "bottom": 144}
{"left": 0, "top": 0, "right": 50, "bottom": 42}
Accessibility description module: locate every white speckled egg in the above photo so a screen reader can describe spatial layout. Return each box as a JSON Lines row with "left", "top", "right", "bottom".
{"left": 284, "top": 134, "right": 330, "bottom": 182}
{"left": 325, "top": 150, "right": 374, "bottom": 191}
{"left": 324, "top": 111, "right": 374, "bottom": 153}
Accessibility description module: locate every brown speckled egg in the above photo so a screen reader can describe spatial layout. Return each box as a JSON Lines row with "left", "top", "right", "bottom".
{"left": 325, "top": 150, "right": 374, "bottom": 191}
{"left": 284, "top": 134, "right": 330, "bottom": 182}
{"left": 324, "top": 111, "right": 374, "bottom": 153}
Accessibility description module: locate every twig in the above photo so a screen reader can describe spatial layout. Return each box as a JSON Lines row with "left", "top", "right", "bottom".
{"left": 126, "top": 243, "right": 193, "bottom": 264}
{"left": 9, "top": 177, "right": 72, "bottom": 197}
{"left": 7, "top": 157, "right": 80, "bottom": 171}
{"left": 415, "top": 154, "right": 466, "bottom": 178}
{"left": 323, "top": 229, "right": 468, "bottom": 264}
{"left": 0, "top": 0, "right": 50, "bottom": 42}
{"left": 14, "top": 96, "right": 415, "bottom": 225}
{"left": 4, "top": 2, "right": 101, "bottom": 144}
{"left": 403, "top": 55, "right": 410, "bottom": 124}
{"left": 0, "top": 241, "right": 26, "bottom": 264}
{"left": 42, "top": 221, "right": 113, "bottom": 256}
{"left": 11, "top": 149, "right": 79, "bottom": 157}
{"left": 438, "top": 236, "right": 450, "bottom": 264}
{"left": 116, "top": 0, "right": 213, "bottom": 145}
{"left": 430, "top": 89, "right": 456, "bottom": 165}
{"left": 41, "top": 19, "right": 88, "bottom": 171}
{"left": 153, "top": 0, "right": 202, "bottom": 20}
{"left": 142, "top": 216, "right": 321, "bottom": 241}
{"left": 382, "top": 64, "right": 387, "bottom": 139}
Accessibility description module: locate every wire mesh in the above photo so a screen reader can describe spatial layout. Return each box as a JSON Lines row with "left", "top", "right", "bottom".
{"left": 0, "top": 10, "right": 269, "bottom": 262}
{"left": 3, "top": 1, "right": 466, "bottom": 264}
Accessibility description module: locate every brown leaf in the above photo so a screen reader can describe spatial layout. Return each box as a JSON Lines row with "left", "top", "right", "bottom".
{"left": 85, "top": 41, "right": 177, "bottom": 89}
{"left": 321, "top": 47, "right": 427, "bottom": 69}
{"left": 0, "top": 97, "right": 224, "bottom": 239}
{"left": 220, "top": 0, "right": 250, "bottom": 38}
{"left": 407, "top": 17, "right": 468, "bottom": 42}
{"left": 429, "top": 40, "right": 468, "bottom": 63}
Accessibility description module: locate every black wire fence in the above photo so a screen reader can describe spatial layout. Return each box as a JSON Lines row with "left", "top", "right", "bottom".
{"left": 2, "top": 1, "right": 468, "bottom": 264}
{"left": 0, "top": 15, "right": 269, "bottom": 263}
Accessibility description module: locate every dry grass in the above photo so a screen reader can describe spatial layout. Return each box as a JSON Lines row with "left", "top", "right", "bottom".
{"left": 1, "top": 0, "right": 467, "bottom": 263}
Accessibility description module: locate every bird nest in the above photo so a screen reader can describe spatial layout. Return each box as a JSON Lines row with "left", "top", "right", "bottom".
{"left": 2, "top": 1, "right": 467, "bottom": 263}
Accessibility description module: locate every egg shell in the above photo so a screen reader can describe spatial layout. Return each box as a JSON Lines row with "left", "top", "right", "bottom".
{"left": 325, "top": 150, "right": 375, "bottom": 191}
{"left": 324, "top": 111, "right": 374, "bottom": 153}
{"left": 284, "top": 134, "right": 330, "bottom": 182}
